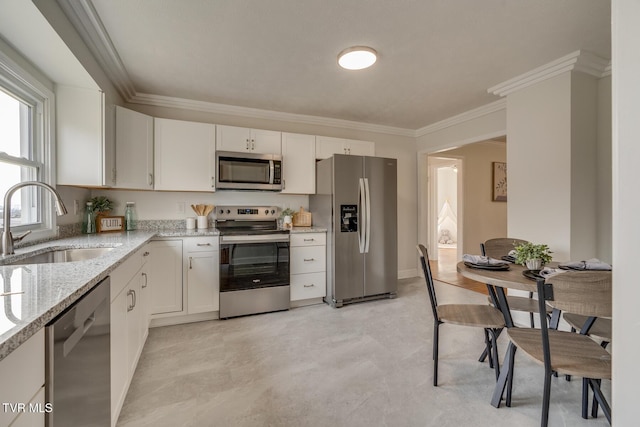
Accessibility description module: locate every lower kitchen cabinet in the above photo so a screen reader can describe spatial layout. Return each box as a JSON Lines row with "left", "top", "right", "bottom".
{"left": 290, "top": 233, "right": 327, "bottom": 303}
{"left": 0, "top": 329, "right": 44, "bottom": 427}
{"left": 147, "top": 239, "right": 183, "bottom": 315}
{"left": 110, "top": 246, "right": 150, "bottom": 427}
{"left": 185, "top": 237, "right": 219, "bottom": 315}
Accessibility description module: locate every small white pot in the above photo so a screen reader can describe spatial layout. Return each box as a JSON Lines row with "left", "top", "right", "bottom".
{"left": 525, "top": 259, "right": 542, "bottom": 270}
{"left": 283, "top": 215, "right": 292, "bottom": 229}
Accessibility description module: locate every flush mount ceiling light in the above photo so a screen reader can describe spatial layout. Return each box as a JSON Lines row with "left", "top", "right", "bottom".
{"left": 337, "top": 46, "right": 377, "bottom": 70}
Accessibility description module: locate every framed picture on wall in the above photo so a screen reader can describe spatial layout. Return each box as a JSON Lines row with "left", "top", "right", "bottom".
{"left": 492, "top": 162, "right": 507, "bottom": 202}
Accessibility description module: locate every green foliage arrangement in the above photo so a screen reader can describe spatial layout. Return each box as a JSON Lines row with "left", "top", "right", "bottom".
{"left": 280, "top": 208, "right": 296, "bottom": 218}
{"left": 89, "top": 196, "right": 114, "bottom": 213}
{"left": 514, "top": 242, "right": 553, "bottom": 266}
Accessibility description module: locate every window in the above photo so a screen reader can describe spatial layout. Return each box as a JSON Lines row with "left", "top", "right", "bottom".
{"left": 0, "top": 46, "right": 54, "bottom": 236}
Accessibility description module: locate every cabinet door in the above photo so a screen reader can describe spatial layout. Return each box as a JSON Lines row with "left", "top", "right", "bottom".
{"left": 345, "top": 139, "right": 375, "bottom": 156}
{"left": 281, "top": 133, "right": 316, "bottom": 194}
{"left": 57, "top": 86, "right": 115, "bottom": 186}
{"left": 315, "top": 136, "right": 346, "bottom": 159}
{"left": 115, "top": 106, "right": 154, "bottom": 189}
{"left": 148, "top": 240, "right": 183, "bottom": 315}
{"left": 251, "top": 128, "right": 281, "bottom": 154}
{"left": 216, "top": 124, "right": 251, "bottom": 152}
{"left": 110, "top": 285, "right": 128, "bottom": 424}
{"left": 187, "top": 250, "right": 219, "bottom": 314}
{"left": 154, "top": 118, "right": 216, "bottom": 191}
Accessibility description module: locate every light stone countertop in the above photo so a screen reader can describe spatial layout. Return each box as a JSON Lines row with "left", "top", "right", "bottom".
{"left": 0, "top": 226, "right": 326, "bottom": 361}
{"left": 0, "top": 230, "right": 156, "bottom": 361}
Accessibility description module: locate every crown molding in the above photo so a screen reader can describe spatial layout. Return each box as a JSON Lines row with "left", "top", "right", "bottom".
{"left": 488, "top": 50, "right": 611, "bottom": 97}
{"left": 57, "top": 0, "right": 136, "bottom": 100}
{"left": 129, "top": 93, "right": 416, "bottom": 137}
{"left": 414, "top": 99, "right": 506, "bottom": 137}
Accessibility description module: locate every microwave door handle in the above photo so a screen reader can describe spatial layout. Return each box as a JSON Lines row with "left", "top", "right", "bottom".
{"left": 269, "top": 160, "right": 274, "bottom": 184}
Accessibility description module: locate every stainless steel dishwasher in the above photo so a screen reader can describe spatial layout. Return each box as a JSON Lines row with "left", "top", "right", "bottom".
{"left": 45, "top": 276, "right": 110, "bottom": 427}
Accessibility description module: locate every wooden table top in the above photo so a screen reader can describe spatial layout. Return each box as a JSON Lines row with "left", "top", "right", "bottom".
{"left": 456, "top": 261, "right": 542, "bottom": 292}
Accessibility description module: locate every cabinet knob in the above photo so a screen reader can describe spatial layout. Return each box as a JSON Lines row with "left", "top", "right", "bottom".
{"left": 143, "top": 251, "right": 150, "bottom": 257}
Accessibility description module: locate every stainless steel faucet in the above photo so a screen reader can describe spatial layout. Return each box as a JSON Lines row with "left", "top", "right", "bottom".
{"left": 2, "top": 181, "right": 68, "bottom": 256}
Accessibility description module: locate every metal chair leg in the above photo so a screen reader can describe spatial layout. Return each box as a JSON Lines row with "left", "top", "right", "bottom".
{"left": 582, "top": 378, "right": 589, "bottom": 419}
{"left": 433, "top": 321, "right": 439, "bottom": 386}
{"left": 541, "top": 372, "right": 553, "bottom": 427}
{"left": 505, "top": 342, "right": 516, "bottom": 407}
{"left": 488, "top": 329, "right": 500, "bottom": 380}
{"left": 589, "top": 379, "right": 611, "bottom": 423}
{"left": 484, "top": 329, "right": 494, "bottom": 369}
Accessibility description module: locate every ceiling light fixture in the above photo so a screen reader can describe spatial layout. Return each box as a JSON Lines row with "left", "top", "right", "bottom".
{"left": 337, "top": 46, "right": 377, "bottom": 70}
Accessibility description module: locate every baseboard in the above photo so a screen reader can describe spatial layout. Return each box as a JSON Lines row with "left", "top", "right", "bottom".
{"left": 398, "top": 268, "right": 418, "bottom": 279}
{"left": 150, "top": 311, "right": 218, "bottom": 327}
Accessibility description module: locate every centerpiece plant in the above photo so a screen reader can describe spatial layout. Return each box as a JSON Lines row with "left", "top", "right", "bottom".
{"left": 513, "top": 242, "right": 553, "bottom": 270}
{"left": 88, "top": 196, "right": 114, "bottom": 216}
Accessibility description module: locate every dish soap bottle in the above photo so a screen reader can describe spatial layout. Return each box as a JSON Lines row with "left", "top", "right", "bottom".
{"left": 124, "top": 202, "right": 137, "bottom": 231}
{"left": 82, "top": 202, "right": 96, "bottom": 234}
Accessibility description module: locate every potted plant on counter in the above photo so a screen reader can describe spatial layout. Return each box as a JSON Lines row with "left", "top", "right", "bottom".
{"left": 280, "top": 208, "right": 295, "bottom": 229}
{"left": 514, "top": 242, "right": 553, "bottom": 270}
{"left": 88, "top": 196, "right": 114, "bottom": 217}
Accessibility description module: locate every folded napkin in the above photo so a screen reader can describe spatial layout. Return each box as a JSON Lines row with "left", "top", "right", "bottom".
{"left": 558, "top": 258, "right": 612, "bottom": 271}
{"left": 539, "top": 267, "right": 567, "bottom": 278}
{"left": 462, "top": 254, "right": 507, "bottom": 266}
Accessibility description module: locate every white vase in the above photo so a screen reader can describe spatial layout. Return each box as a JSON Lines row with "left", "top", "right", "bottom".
{"left": 526, "top": 259, "right": 542, "bottom": 270}
{"left": 283, "top": 215, "right": 292, "bottom": 229}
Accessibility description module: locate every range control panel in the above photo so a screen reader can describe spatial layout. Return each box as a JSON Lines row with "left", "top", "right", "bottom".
{"left": 216, "top": 206, "right": 280, "bottom": 221}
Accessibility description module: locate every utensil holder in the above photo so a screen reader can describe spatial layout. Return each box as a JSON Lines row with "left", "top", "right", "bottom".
{"left": 197, "top": 216, "right": 208, "bottom": 229}
{"left": 186, "top": 217, "right": 196, "bottom": 230}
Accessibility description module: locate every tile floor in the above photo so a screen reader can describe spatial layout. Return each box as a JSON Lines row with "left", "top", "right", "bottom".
{"left": 117, "top": 277, "right": 610, "bottom": 427}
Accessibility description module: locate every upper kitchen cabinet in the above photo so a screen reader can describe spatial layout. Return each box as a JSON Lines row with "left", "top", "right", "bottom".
{"left": 154, "top": 118, "right": 216, "bottom": 191}
{"left": 281, "top": 132, "right": 316, "bottom": 194}
{"left": 216, "top": 125, "right": 281, "bottom": 155}
{"left": 315, "top": 136, "right": 375, "bottom": 159}
{"left": 115, "top": 106, "right": 154, "bottom": 190}
{"left": 57, "top": 86, "right": 115, "bottom": 187}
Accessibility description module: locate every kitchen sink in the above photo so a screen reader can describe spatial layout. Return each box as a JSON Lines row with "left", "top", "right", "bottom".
{"left": 2, "top": 247, "right": 116, "bottom": 266}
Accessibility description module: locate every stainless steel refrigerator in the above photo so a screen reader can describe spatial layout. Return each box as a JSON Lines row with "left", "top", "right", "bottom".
{"left": 310, "top": 154, "right": 397, "bottom": 307}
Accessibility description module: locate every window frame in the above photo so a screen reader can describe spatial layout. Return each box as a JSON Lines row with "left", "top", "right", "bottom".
{"left": 0, "top": 44, "right": 56, "bottom": 240}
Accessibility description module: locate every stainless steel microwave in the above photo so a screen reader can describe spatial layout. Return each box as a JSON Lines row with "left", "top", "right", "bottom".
{"left": 215, "top": 151, "right": 283, "bottom": 191}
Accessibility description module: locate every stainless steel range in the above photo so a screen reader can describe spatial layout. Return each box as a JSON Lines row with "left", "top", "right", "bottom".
{"left": 216, "top": 206, "right": 290, "bottom": 319}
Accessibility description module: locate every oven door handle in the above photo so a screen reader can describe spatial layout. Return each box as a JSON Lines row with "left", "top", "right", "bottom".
{"left": 221, "top": 234, "right": 290, "bottom": 244}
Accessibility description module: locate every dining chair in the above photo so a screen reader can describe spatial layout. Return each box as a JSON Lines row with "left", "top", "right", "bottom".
{"left": 504, "top": 271, "right": 612, "bottom": 426}
{"left": 417, "top": 244, "right": 505, "bottom": 386}
{"left": 481, "top": 238, "right": 552, "bottom": 328}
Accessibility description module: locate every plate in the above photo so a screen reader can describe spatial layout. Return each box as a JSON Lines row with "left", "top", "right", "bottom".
{"left": 501, "top": 255, "right": 516, "bottom": 263}
{"left": 463, "top": 261, "right": 510, "bottom": 271}
{"left": 522, "top": 269, "right": 543, "bottom": 281}
{"left": 558, "top": 265, "right": 582, "bottom": 270}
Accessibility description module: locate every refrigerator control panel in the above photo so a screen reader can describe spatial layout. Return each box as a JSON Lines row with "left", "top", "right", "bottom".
{"left": 340, "top": 205, "right": 358, "bottom": 232}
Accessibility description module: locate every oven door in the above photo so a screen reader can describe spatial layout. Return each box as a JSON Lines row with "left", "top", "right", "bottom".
{"left": 220, "top": 235, "right": 290, "bottom": 292}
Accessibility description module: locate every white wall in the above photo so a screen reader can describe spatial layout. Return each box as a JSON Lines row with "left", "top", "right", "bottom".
{"left": 596, "top": 76, "right": 612, "bottom": 263}
{"left": 612, "top": 0, "right": 640, "bottom": 422}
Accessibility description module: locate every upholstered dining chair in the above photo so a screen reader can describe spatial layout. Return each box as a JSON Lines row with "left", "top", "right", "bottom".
{"left": 481, "top": 238, "right": 552, "bottom": 328}
{"left": 417, "top": 244, "right": 505, "bottom": 386}
{"left": 504, "top": 271, "right": 612, "bottom": 426}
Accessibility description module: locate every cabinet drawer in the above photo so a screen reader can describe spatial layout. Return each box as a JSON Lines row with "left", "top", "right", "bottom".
{"left": 0, "top": 329, "right": 44, "bottom": 427}
{"left": 184, "top": 236, "right": 219, "bottom": 252}
{"left": 290, "top": 246, "right": 326, "bottom": 274}
{"left": 290, "top": 233, "right": 326, "bottom": 247}
{"left": 290, "top": 272, "right": 326, "bottom": 301}
{"left": 110, "top": 248, "right": 144, "bottom": 301}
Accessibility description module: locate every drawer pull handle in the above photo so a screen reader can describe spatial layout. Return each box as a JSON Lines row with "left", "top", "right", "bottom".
{"left": 196, "top": 243, "right": 212, "bottom": 246}
{"left": 303, "top": 258, "right": 315, "bottom": 262}
{"left": 303, "top": 284, "right": 315, "bottom": 288}
{"left": 303, "top": 238, "right": 315, "bottom": 242}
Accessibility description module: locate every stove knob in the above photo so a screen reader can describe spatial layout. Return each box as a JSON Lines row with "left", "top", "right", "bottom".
{"left": 226, "top": 209, "right": 231, "bottom": 214}
{"left": 219, "top": 209, "right": 223, "bottom": 215}
{"left": 265, "top": 209, "right": 269, "bottom": 215}
{"left": 270, "top": 209, "right": 275, "bottom": 214}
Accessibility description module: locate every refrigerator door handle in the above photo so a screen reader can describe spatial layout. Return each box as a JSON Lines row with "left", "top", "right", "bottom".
{"left": 364, "top": 177, "right": 371, "bottom": 253}
{"left": 358, "top": 178, "right": 366, "bottom": 253}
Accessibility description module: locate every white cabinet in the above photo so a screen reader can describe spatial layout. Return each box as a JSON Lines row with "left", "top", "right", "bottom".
{"left": 315, "top": 136, "right": 375, "bottom": 159}
{"left": 154, "top": 118, "right": 216, "bottom": 191}
{"left": 110, "top": 247, "right": 148, "bottom": 427}
{"left": 289, "top": 233, "right": 327, "bottom": 301}
{"left": 281, "top": 132, "right": 316, "bottom": 194}
{"left": 185, "top": 237, "right": 219, "bottom": 315}
{"left": 0, "top": 329, "right": 44, "bottom": 427}
{"left": 57, "top": 86, "right": 115, "bottom": 187}
{"left": 115, "top": 106, "right": 154, "bottom": 190}
{"left": 216, "top": 124, "right": 281, "bottom": 154}
{"left": 148, "top": 239, "right": 183, "bottom": 315}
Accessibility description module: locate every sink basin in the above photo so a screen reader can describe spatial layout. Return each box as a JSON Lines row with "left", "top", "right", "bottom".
{"left": 3, "top": 247, "right": 116, "bottom": 266}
